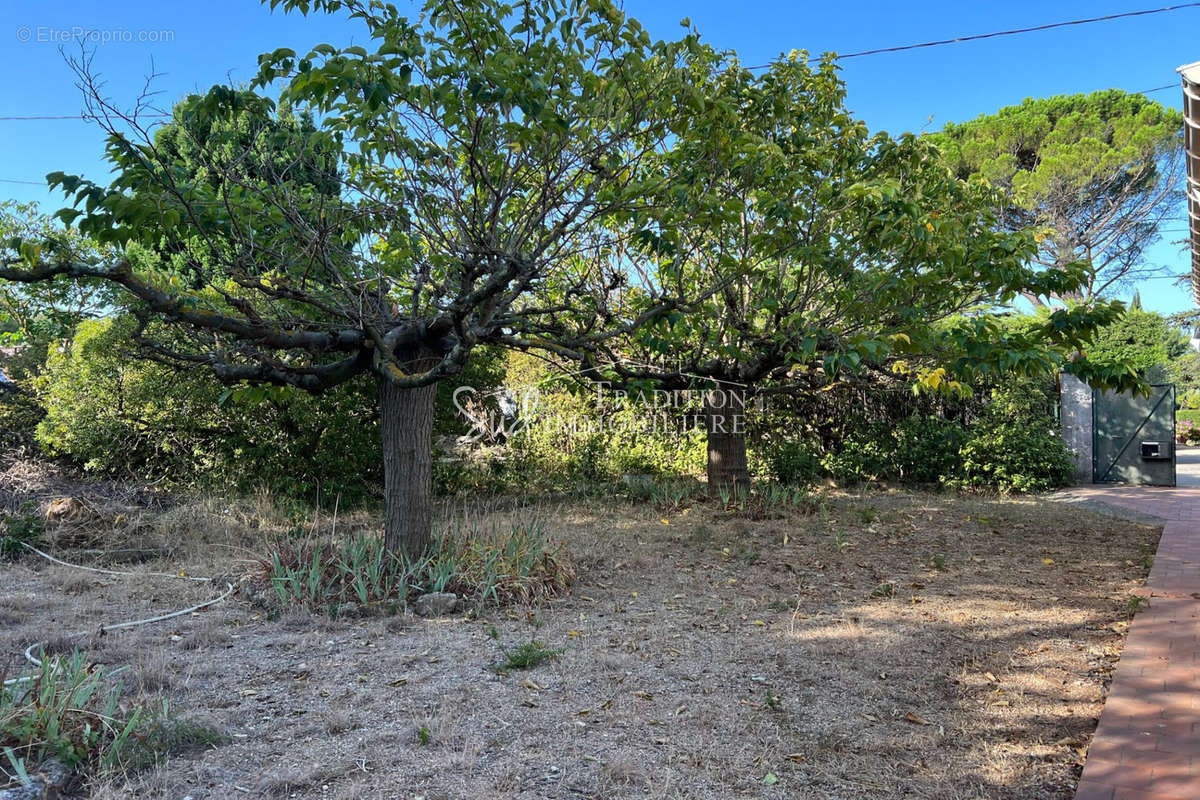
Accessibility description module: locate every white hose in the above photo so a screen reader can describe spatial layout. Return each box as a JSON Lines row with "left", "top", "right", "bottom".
{"left": 19, "top": 543, "right": 212, "bottom": 582}
{"left": 3, "top": 544, "right": 234, "bottom": 687}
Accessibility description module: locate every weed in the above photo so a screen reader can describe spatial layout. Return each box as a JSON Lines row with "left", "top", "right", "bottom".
{"left": 928, "top": 554, "right": 947, "bottom": 571}
{"left": 649, "top": 479, "right": 698, "bottom": 513}
{"left": 0, "top": 651, "right": 150, "bottom": 784}
{"left": 831, "top": 528, "right": 852, "bottom": 553}
{"left": 123, "top": 702, "right": 225, "bottom": 768}
{"left": 490, "top": 639, "right": 562, "bottom": 672}
{"left": 260, "top": 515, "right": 574, "bottom": 612}
{"left": 715, "top": 483, "right": 819, "bottom": 519}
{"left": 871, "top": 582, "right": 895, "bottom": 599}
{"left": 1126, "top": 595, "right": 1150, "bottom": 615}
{"left": 417, "top": 727, "right": 430, "bottom": 746}
{"left": 858, "top": 505, "right": 878, "bottom": 525}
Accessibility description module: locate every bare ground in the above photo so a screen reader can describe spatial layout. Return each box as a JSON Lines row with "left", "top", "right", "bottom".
{"left": 0, "top": 470, "right": 1160, "bottom": 800}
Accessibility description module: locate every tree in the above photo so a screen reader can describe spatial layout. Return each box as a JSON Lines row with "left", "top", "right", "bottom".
{"left": 539, "top": 55, "right": 1134, "bottom": 488}
{"left": 1084, "top": 307, "right": 1189, "bottom": 381}
{"left": 0, "top": 202, "right": 116, "bottom": 353}
{"left": 0, "top": 0, "right": 708, "bottom": 556}
{"left": 932, "top": 90, "right": 1183, "bottom": 302}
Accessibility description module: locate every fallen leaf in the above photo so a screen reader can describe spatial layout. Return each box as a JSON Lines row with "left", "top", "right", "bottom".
{"left": 904, "top": 712, "right": 930, "bottom": 725}
{"left": 389, "top": 677, "right": 408, "bottom": 687}
{"left": 633, "top": 690, "right": 654, "bottom": 700}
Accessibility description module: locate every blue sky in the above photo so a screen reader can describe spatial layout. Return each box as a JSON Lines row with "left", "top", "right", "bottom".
{"left": 0, "top": 0, "right": 1197, "bottom": 313}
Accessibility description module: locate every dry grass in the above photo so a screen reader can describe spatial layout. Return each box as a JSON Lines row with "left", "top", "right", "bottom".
{"left": 0, "top": 479, "right": 1159, "bottom": 800}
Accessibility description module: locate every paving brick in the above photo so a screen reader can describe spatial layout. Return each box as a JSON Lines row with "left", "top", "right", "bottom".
{"left": 1073, "top": 781, "right": 1115, "bottom": 800}
{"left": 1063, "top": 487, "right": 1200, "bottom": 799}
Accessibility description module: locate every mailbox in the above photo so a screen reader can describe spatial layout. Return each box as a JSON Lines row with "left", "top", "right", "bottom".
{"left": 1141, "top": 441, "right": 1171, "bottom": 461}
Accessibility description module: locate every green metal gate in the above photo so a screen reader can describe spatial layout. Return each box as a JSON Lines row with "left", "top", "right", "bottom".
{"left": 1092, "top": 384, "right": 1176, "bottom": 485}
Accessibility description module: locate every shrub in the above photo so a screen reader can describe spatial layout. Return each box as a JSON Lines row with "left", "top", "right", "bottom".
{"left": 821, "top": 424, "right": 896, "bottom": 484}
{"left": 1177, "top": 408, "right": 1200, "bottom": 427}
{"left": 32, "top": 316, "right": 503, "bottom": 504}
{"left": 0, "top": 504, "right": 43, "bottom": 560}
{"left": 951, "top": 382, "right": 1074, "bottom": 493}
{"left": 763, "top": 439, "right": 822, "bottom": 486}
{"left": 889, "top": 416, "right": 966, "bottom": 485}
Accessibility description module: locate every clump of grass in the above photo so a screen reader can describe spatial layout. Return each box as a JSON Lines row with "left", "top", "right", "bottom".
{"left": 650, "top": 479, "right": 700, "bottom": 512}
{"left": 716, "top": 482, "right": 821, "bottom": 518}
{"left": 490, "top": 640, "right": 562, "bottom": 672}
{"left": 0, "top": 651, "right": 156, "bottom": 787}
{"left": 871, "top": 582, "right": 895, "bottom": 599}
{"left": 259, "top": 515, "right": 574, "bottom": 613}
{"left": 415, "top": 515, "right": 575, "bottom": 605}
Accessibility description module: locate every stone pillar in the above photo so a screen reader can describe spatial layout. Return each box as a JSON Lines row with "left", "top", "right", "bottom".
{"left": 1059, "top": 373, "right": 1093, "bottom": 484}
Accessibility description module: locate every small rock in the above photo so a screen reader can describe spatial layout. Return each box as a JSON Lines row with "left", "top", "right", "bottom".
{"left": 0, "top": 759, "right": 69, "bottom": 800}
{"left": 414, "top": 592, "right": 459, "bottom": 617}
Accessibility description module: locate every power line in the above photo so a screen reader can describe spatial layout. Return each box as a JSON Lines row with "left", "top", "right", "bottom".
{"left": 0, "top": 5, "right": 1193, "bottom": 122}
{"left": 745, "top": 2, "right": 1200, "bottom": 68}
{"left": 0, "top": 113, "right": 169, "bottom": 121}
{"left": 1139, "top": 83, "right": 1182, "bottom": 94}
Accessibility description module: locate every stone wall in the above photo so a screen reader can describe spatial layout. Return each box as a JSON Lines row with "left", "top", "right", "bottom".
{"left": 1059, "top": 373, "right": 1093, "bottom": 484}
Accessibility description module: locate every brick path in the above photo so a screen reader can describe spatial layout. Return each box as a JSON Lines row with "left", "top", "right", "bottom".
{"left": 1054, "top": 486, "right": 1200, "bottom": 800}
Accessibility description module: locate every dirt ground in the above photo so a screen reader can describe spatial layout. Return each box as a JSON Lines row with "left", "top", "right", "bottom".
{"left": 0, "top": 466, "right": 1160, "bottom": 800}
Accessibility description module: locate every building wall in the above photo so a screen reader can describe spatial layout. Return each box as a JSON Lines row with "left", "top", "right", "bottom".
{"left": 1059, "top": 373, "right": 1093, "bottom": 484}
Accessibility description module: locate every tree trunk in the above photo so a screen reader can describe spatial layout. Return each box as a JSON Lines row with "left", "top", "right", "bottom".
{"left": 704, "top": 390, "right": 750, "bottom": 491}
{"left": 378, "top": 375, "right": 437, "bottom": 557}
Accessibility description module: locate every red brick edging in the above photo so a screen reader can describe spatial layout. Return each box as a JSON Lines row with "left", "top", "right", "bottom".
{"left": 1058, "top": 488, "right": 1200, "bottom": 800}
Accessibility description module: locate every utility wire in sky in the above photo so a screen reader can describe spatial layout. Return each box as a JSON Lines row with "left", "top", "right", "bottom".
{"left": 746, "top": 2, "right": 1200, "bottom": 68}
{"left": 0, "top": 5, "right": 1195, "bottom": 121}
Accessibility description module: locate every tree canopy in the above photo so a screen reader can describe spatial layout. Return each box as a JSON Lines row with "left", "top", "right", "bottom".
{"left": 548, "top": 55, "right": 1137, "bottom": 486}
{"left": 0, "top": 0, "right": 712, "bottom": 554}
{"left": 1083, "top": 307, "right": 1189, "bottom": 381}
{"left": 932, "top": 90, "right": 1183, "bottom": 301}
